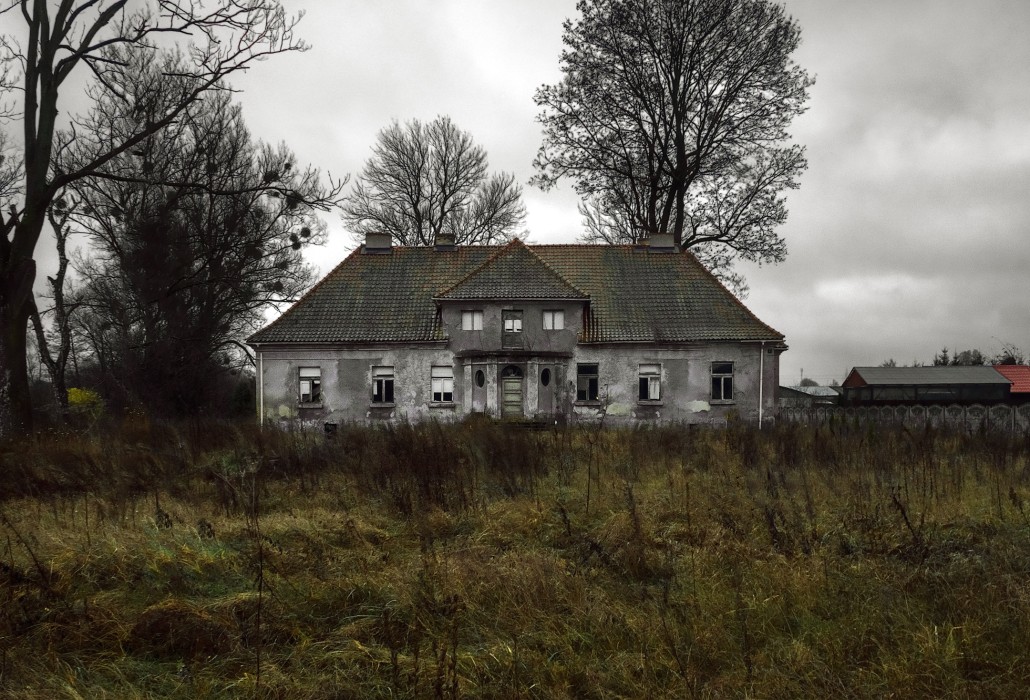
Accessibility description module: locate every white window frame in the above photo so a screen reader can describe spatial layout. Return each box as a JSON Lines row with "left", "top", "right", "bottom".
{"left": 711, "top": 362, "right": 734, "bottom": 402}
{"left": 299, "top": 367, "right": 322, "bottom": 404}
{"left": 461, "top": 310, "right": 483, "bottom": 331}
{"left": 372, "top": 366, "right": 395, "bottom": 404}
{"left": 503, "top": 312, "right": 523, "bottom": 333}
{"left": 638, "top": 363, "right": 661, "bottom": 402}
{"left": 431, "top": 365, "right": 454, "bottom": 403}
{"left": 543, "top": 310, "right": 565, "bottom": 330}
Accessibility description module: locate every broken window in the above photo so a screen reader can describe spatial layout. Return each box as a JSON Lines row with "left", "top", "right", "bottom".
{"left": 372, "top": 366, "right": 395, "bottom": 404}
{"left": 638, "top": 363, "right": 661, "bottom": 401}
{"left": 577, "top": 363, "right": 599, "bottom": 401}
{"left": 502, "top": 310, "right": 523, "bottom": 348}
{"left": 711, "top": 362, "right": 734, "bottom": 401}
{"left": 461, "top": 310, "right": 483, "bottom": 331}
{"left": 299, "top": 367, "right": 321, "bottom": 404}
{"left": 431, "top": 366, "right": 454, "bottom": 403}
{"left": 543, "top": 310, "right": 564, "bottom": 330}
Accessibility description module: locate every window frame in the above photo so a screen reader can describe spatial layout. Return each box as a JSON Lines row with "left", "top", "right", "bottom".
{"left": 298, "top": 366, "right": 322, "bottom": 405}
{"left": 711, "top": 361, "right": 734, "bottom": 402}
{"left": 502, "top": 309, "right": 524, "bottom": 348}
{"left": 371, "top": 365, "right": 395, "bottom": 405}
{"left": 576, "top": 363, "right": 600, "bottom": 402}
{"left": 542, "top": 309, "right": 565, "bottom": 330}
{"left": 461, "top": 309, "right": 483, "bottom": 331}
{"left": 638, "top": 363, "right": 661, "bottom": 402}
{"left": 430, "top": 365, "right": 454, "bottom": 404}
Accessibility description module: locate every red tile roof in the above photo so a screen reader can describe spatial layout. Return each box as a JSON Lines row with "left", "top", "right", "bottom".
{"left": 993, "top": 365, "right": 1030, "bottom": 393}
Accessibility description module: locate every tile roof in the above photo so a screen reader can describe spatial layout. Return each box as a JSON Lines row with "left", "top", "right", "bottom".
{"left": 437, "top": 239, "right": 588, "bottom": 300}
{"left": 248, "top": 241, "right": 783, "bottom": 345}
{"left": 993, "top": 365, "right": 1030, "bottom": 393}
{"left": 846, "top": 366, "right": 1011, "bottom": 386}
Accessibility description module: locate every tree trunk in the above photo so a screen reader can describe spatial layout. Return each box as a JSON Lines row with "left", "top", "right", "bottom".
{"left": 0, "top": 297, "right": 33, "bottom": 439}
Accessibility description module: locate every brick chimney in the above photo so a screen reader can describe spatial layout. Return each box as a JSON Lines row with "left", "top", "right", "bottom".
{"left": 435, "top": 232, "right": 456, "bottom": 251}
{"left": 363, "top": 232, "right": 392, "bottom": 254}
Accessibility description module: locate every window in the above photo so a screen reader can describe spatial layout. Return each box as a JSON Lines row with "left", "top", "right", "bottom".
{"left": 638, "top": 363, "right": 661, "bottom": 401}
{"left": 372, "top": 366, "right": 394, "bottom": 404}
{"left": 475, "top": 369, "right": 485, "bottom": 388}
{"left": 502, "top": 310, "right": 523, "bottom": 348}
{"left": 711, "top": 362, "right": 734, "bottom": 401}
{"left": 503, "top": 311, "right": 523, "bottom": 333}
{"left": 461, "top": 310, "right": 483, "bottom": 331}
{"left": 577, "top": 363, "right": 599, "bottom": 401}
{"left": 431, "top": 366, "right": 454, "bottom": 403}
{"left": 541, "top": 368, "right": 551, "bottom": 387}
{"left": 299, "top": 367, "right": 321, "bottom": 404}
{"left": 543, "top": 310, "right": 564, "bottom": 330}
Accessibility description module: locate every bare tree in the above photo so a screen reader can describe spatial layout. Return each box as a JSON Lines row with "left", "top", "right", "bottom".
{"left": 534, "top": 0, "right": 812, "bottom": 284}
{"left": 0, "top": 0, "right": 311, "bottom": 437}
{"left": 342, "top": 116, "right": 526, "bottom": 246}
{"left": 61, "top": 73, "right": 337, "bottom": 416}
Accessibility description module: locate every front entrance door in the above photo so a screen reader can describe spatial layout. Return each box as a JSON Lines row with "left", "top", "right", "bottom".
{"left": 501, "top": 365, "right": 524, "bottom": 418}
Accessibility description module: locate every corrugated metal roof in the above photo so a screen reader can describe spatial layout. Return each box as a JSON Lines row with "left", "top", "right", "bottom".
{"left": 848, "top": 366, "right": 1010, "bottom": 386}
{"left": 993, "top": 365, "right": 1030, "bottom": 393}
{"left": 787, "top": 385, "right": 841, "bottom": 397}
{"left": 248, "top": 241, "right": 784, "bottom": 345}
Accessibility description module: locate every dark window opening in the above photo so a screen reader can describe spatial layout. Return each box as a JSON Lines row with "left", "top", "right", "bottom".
{"left": 372, "top": 366, "right": 395, "bottom": 403}
{"left": 577, "top": 363, "right": 599, "bottom": 401}
{"left": 475, "top": 369, "right": 485, "bottom": 388}
{"left": 711, "top": 362, "right": 733, "bottom": 401}
{"left": 541, "top": 368, "right": 551, "bottom": 387}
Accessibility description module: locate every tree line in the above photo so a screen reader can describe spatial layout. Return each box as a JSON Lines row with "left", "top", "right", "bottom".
{"left": 2, "top": 0, "right": 810, "bottom": 437}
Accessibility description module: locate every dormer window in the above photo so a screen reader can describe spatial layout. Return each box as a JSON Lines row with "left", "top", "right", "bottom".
{"left": 461, "top": 310, "right": 483, "bottom": 331}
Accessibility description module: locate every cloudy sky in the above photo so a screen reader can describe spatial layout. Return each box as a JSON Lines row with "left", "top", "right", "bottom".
{"left": 16, "top": 1, "right": 1030, "bottom": 386}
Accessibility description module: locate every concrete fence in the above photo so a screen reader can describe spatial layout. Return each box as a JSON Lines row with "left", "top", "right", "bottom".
{"left": 779, "top": 403, "right": 1030, "bottom": 434}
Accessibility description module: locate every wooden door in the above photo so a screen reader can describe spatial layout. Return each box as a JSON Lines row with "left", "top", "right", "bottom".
{"left": 502, "top": 377, "right": 524, "bottom": 418}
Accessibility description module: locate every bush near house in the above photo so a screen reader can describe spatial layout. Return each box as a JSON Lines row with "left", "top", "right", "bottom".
{"left": 1, "top": 419, "right": 1029, "bottom": 697}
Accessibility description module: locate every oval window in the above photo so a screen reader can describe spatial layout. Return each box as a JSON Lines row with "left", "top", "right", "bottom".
{"left": 541, "top": 368, "right": 551, "bottom": 387}
{"left": 475, "top": 369, "right": 485, "bottom": 388}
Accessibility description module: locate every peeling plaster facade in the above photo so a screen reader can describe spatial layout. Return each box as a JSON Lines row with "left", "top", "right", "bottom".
{"left": 250, "top": 238, "right": 785, "bottom": 427}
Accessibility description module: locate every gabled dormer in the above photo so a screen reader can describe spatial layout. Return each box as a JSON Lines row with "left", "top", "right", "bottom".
{"left": 434, "top": 239, "right": 589, "bottom": 354}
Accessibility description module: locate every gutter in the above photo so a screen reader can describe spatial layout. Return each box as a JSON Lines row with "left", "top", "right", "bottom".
{"left": 258, "top": 349, "right": 264, "bottom": 427}
{"left": 759, "top": 341, "right": 765, "bottom": 428}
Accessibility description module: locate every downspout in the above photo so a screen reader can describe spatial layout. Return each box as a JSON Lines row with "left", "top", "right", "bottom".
{"left": 258, "top": 349, "right": 264, "bottom": 426}
{"left": 758, "top": 341, "right": 765, "bottom": 428}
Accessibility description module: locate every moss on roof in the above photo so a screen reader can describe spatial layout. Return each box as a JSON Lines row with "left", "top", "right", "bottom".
{"left": 248, "top": 242, "right": 783, "bottom": 345}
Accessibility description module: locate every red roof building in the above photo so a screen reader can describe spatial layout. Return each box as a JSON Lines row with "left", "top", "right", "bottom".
{"left": 993, "top": 365, "right": 1030, "bottom": 395}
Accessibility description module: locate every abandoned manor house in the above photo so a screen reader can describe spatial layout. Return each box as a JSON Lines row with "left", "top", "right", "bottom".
{"left": 248, "top": 234, "right": 786, "bottom": 425}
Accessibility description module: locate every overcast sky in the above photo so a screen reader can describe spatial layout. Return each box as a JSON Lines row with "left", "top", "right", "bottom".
{"left": 16, "top": 1, "right": 1030, "bottom": 386}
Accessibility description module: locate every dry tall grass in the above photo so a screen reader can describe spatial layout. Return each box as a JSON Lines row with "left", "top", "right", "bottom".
{"left": 1, "top": 417, "right": 1028, "bottom": 698}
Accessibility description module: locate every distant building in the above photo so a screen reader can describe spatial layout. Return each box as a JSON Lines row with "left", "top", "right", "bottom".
{"left": 840, "top": 366, "right": 1028, "bottom": 405}
{"left": 778, "top": 384, "right": 840, "bottom": 407}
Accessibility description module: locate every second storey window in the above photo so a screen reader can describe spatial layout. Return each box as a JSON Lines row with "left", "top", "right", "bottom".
{"left": 461, "top": 310, "right": 483, "bottom": 331}
{"left": 372, "top": 366, "right": 395, "bottom": 404}
{"left": 543, "top": 310, "right": 564, "bottom": 330}
{"left": 502, "top": 310, "right": 523, "bottom": 348}
{"left": 638, "top": 363, "right": 661, "bottom": 401}
{"left": 299, "top": 367, "right": 321, "bottom": 404}
{"left": 431, "top": 366, "right": 454, "bottom": 403}
{"left": 577, "top": 363, "right": 599, "bottom": 401}
{"left": 711, "top": 362, "right": 734, "bottom": 401}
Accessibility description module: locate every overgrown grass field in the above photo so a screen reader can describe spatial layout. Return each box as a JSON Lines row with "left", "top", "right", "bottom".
{"left": 1, "top": 418, "right": 1029, "bottom": 698}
